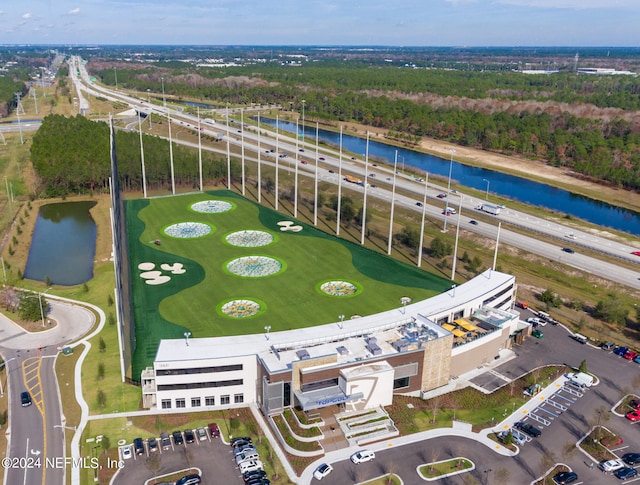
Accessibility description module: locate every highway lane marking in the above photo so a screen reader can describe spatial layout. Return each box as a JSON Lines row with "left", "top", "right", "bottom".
{"left": 21, "top": 356, "right": 47, "bottom": 485}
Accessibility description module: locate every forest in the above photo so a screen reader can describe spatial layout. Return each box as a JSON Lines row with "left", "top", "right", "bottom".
{"left": 30, "top": 114, "right": 238, "bottom": 196}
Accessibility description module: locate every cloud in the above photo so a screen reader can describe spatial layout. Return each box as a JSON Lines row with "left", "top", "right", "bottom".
{"left": 68, "top": 8, "right": 80, "bottom": 15}
{"left": 22, "top": 12, "right": 32, "bottom": 19}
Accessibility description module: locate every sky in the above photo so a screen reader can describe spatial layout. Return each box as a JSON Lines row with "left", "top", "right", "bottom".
{"left": 0, "top": 0, "right": 639, "bottom": 46}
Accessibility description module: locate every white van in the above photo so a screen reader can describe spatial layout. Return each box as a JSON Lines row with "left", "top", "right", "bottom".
{"left": 239, "top": 459, "right": 263, "bottom": 474}
{"left": 566, "top": 371, "right": 594, "bottom": 388}
{"left": 572, "top": 333, "right": 588, "bottom": 344}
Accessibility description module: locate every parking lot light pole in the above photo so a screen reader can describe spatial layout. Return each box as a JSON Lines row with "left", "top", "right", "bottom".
{"left": 483, "top": 178, "right": 490, "bottom": 200}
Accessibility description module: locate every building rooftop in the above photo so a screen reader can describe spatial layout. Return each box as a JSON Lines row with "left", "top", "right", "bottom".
{"left": 153, "top": 269, "right": 514, "bottom": 372}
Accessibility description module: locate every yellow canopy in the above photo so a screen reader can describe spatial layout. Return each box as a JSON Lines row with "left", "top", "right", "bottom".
{"left": 452, "top": 329, "right": 467, "bottom": 338}
{"left": 442, "top": 323, "right": 455, "bottom": 332}
{"left": 458, "top": 320, "right": 478, "bottom": 331}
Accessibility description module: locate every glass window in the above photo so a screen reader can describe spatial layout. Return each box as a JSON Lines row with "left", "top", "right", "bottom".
{"left": 220, "top": 395, "right": 230, "bottom": 405}
{"left": 161, "top": 399, "right": 171, "bottom": 409}
{"left": 393, "top": 377, "right": 410, "bottom": 389}
{"left": 191, "top": 397, "right": 201, "bottom": 407}
{"left": 205, "top": 396, "right": 215, "bottom": 406}
{"left": 175, "top": 398, "right": 186, "bottom": 408}
{"left": 234, "top": 394, "right": 244, "bottom": 404}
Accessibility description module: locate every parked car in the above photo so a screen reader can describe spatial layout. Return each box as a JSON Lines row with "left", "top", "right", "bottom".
{"left": 196, "top": 427, "right": 207, "bottom": 441}
{"left": 634, "top": 355, "right": 640, "bottom": 364}
{"left": 133, "top": 437, "right": 144, "bottom": 455}
{"left": 497, "top": 430, "right": 526, "bottom": 446}
{"left": 601, "top": 341, "right": 616, "bottom": 351}
{"left": 233, "top": 445, "right": 257, "bottom": 456}
{"left": 614, "top": 467, "right": 638, "bottom": 480}
{"left": 184, "top": 429, "right": 195, "bottom": 444}
{"left": 313, "top": 463, "right": 333, "bottom": 480}
{"left": 231, "top": 436, "right": 252, "bottom": 447}
{"left": 175, "top": 473, "right": 201, "bottom": 485}
{"left": 243, "top": 470, "right": 267, "bottom": 482}
{"left": 625, "top": 410, "right": 640, "bottom": 421}
{"left": 246, "top": 479, "right": 270, "bottom": 485}
{"left": 623, "top": 350, "right": 638, "bottom": 360}
{"left": 514, "top": 421, "right": 541, "bottom": 438}
{"left": 239, "top": 459, "right": 264, "bottom": 474}
{"left": 148, "top": 437, "right": 158, "bottom": 452}
{"left": 120, "top": 445, "right": 132, "bottom": 460}
{"left": 236, "top": 451, "right": 260, "bottom": 465}
{"left": 552, "top": 471, "right": 578, "bottom": 484}
{"left": 172, "top": 430, "right": 184, "bottom": 445}
{"left": 526, "top": 317, "right": 542, "bottom": 326}
{"left": 20, "top": 391, "right": 32, "bottom": 407}
{"left": 614, "top": 346, "right": 629, "bottom": 356}
{"left": 622, "top": 453, "right": 640, "bottom": 465}
{"left": 561, "top": 247, "right": 575, "bottom": 254}
{"left": 599, "top": 459, "right": 624, "bottom": 472}
{"left": 160, "top": 432, "right": 171, "bottom": 450}
{"left": 208, "top": 422, "right": 221, "bottom": 438}
{"left": 532, "top": 329, "right": 544, "bottom": 339}
{"left": 629, "top": 400, "right": 640, "bottom": 410}
{"left": 350, "top": 450, "right": 375, "bottom": 464}
{"left": 437, "top": 193, "right": 447, "bottom": 198}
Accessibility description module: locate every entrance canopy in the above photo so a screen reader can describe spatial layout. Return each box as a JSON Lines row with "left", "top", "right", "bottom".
{"left": 294, "top": 386, "right": 364, "bottom": 411}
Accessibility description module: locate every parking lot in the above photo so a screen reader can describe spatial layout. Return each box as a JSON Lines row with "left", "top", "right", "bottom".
{"left": 112, "top": 426, "right": 242, "bottom": 485}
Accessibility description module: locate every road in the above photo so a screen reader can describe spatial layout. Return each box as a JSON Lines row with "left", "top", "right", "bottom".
{"left": 0, "top": 297, "right": 95, "bottom": 485}
{"left": 68, "top": 55, "right": 640, "bottom": 291}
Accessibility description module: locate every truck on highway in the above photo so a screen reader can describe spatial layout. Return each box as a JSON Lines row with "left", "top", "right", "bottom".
{"left": 477, "top": 203, "right": 501, "bottom": 215}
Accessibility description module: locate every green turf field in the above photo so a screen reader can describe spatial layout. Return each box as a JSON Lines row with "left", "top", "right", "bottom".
{"left": 126, "top": 190, "right": 451, "bottom": 376}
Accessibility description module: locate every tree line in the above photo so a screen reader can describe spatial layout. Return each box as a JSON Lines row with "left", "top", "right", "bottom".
{"left": 30, "top": 114, "right": 239, "bottom": 196}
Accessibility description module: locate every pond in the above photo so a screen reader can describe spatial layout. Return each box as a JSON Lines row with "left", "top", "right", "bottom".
{"left": 24, "top": 201, "right": 97, "bottom": 286}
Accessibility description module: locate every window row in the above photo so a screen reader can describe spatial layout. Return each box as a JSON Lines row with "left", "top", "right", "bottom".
{"left": 160, "top": 393, "right": 244, "bottom": 409}
{"left": 157, "top": 378, "right": 243, "bottom": 391}
{"left": 156, "top": 364, "right": 243, "bottom": 376}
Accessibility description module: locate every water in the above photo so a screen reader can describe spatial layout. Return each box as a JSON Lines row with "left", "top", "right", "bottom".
{"left": 261, "top": 119, "right": 640, "bottom": 236}
{"left": 24, "top": 201, "right": 97, "bottom": 286}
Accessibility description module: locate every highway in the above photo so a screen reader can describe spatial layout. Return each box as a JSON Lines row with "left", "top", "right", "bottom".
{"left": 68, "top": 56, "right": 640, "bottom": 290}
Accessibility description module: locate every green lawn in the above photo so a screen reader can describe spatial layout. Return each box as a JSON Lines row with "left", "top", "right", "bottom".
{"left": 127, "top": 190, "right": 451, "bottom": 376}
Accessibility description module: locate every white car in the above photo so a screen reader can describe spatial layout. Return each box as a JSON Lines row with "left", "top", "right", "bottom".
{"left": 599, "top": 459, "right": 624, "bottom": 472}
{"left": 351, "top": 450, "right": 375, "bottom": 464}
{"left": 119, "top": 445, "right": 132, "bottom": 460}
{"left": 239, "top": 459, "right": 263, "bottom": 474}
{"left": 313, "top": 463, "right": 333, "bottom": 480}
{"left": 565, "top": 233, "right": 577, "bottom": 240}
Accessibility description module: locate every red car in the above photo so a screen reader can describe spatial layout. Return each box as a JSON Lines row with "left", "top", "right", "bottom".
{"left": 623, "top": 350, "right": 638, "bottom": 360}
{"left": 630, "top": 400, "right": 640, "bottom": 410}
{"left": 626, "top": 410, "right": 640, "bottom": 422}
{"left": 632, "top": 251, "right": 640, "bottom": 256}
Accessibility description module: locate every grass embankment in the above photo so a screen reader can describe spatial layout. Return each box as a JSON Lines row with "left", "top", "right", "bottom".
{"left": 387, "top": 366, "right": 565, "bottom": 434}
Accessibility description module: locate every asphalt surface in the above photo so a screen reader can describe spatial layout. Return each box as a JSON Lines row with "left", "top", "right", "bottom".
{"left": 0, "top": 297, "right": 94, "bottom": 485}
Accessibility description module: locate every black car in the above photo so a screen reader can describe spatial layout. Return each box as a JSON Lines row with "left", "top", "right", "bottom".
{"left": 175, "top": 474, "right": 201, "bottom": 485}
{"left": 514, "top": 421, "right": 541, "bottom": 438}
{"left": 172, "top": 430, "right": 184, "bottom": 446}
{"left": 20, "top": 391, "right": 32, "bottom": 407}
{"left": 552, "top": 471, "right": 578, "bottom": 484}
{"left": 148, "top": 437, "right": 158, "bottom": 452}
{"left": 243, "top": 470, "right": 267, "bottom": 482}
{"left": 247, "top": 479, "right": 270, "bottom": 485}
{"left": 160, "top": 432, "right": 171, "bottom": 450}
{"left": 615, "top": 467, "right": 638, "bottom": 480}
{"left": 184, "top": 429, "right": 195, "bottom": 444}
{"left": 622, "top": 452, "right": 640, "bottom": 465}
{"left": 469, "top": 220, "right": 478, "bottom": 225}
{"left": 415, "top": 202, "right": 423, "bottom": 207}
{"left": 561, "top": 247, "right": 575, "bottom": 254}
{"left": 231, "top": 437, "right": 252, "bottom": 448}
{"left": 133, "top": 437, "right": 145, "bottom": 455}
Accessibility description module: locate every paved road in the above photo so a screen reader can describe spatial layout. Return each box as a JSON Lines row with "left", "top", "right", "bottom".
{"left": 0, "top": 296, "right": 95, "bottom": 485}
